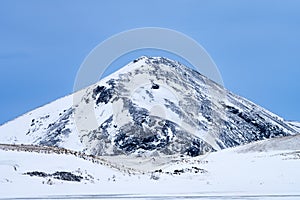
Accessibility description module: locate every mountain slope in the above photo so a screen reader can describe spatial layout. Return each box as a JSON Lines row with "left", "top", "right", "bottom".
{"left": 0, "top": 56, "right": 298, "bottom": 157}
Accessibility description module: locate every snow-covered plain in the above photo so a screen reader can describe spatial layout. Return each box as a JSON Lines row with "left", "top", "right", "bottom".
{"left": 0, "top": 135, "right": 300, "bottom": 199}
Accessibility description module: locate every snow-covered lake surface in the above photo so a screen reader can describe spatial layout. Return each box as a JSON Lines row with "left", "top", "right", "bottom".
{"left": 3, "top": 194, "right": 300, "bottom": 200}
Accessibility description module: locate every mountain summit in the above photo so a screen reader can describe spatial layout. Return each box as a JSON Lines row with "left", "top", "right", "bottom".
{"left": 0, "top": 56, "right": 298, "bottom": 157}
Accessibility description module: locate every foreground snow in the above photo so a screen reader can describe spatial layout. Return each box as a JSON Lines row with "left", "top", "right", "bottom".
{"left": 1, "top": 136, "right": 300, "bottom": 199}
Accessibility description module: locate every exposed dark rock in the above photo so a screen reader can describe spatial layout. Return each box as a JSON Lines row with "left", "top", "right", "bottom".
{"left": 37, "top": 108, "right": 74, "bottom": 147}
{"left": 151, "top": 83, "right": 159, "bottom": 89}
{"left": 23, "top": 171, "right": 83, "bottom": 182}
{"left": 52, "top": 171, "right": 83, "bottom": 182}
{"left": 24, "top": 171, "right": 48, "bottom": 178}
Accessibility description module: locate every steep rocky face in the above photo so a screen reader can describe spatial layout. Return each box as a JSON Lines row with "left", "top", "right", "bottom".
{"left": 0, "top": 56, "right": 298, "bottom": 157}
{"left": 76, "top": 56, "right": 298, "bottom": 157}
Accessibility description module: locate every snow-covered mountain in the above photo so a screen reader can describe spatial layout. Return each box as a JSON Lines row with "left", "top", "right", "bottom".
{"left": 1, "top": 56, "right": 300, "bottom": 198}
{"left": 0, "top": 56, "right": 298, "bottom": 158}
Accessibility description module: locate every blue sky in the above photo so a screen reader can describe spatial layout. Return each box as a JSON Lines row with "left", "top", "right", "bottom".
{"left": 0, "top": 0, "right": 300, "bottom": 124}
